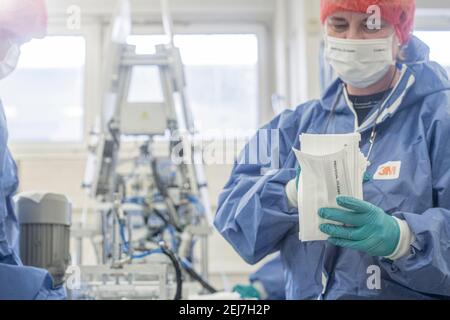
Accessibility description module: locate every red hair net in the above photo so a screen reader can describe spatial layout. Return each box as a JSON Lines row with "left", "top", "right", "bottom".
{"left": 320, "top": 0, "right": 416, "bottom": 44}
{"left": 0, "top": 0, "right": 48, "bottom": 43}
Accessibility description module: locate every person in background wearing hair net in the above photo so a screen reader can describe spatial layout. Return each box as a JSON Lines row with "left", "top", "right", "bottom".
{"left": 232, "top": 255, "right": 285, "bottom": 300}
{"left": 0, "top": 0, "right": 65, "bottom": 300}
{"left": 215, "top": 0, "right": 450, "bottom": 299}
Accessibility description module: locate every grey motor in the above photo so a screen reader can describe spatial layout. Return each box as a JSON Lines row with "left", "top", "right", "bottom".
{"left": 16, "top": 192, "right": 72, "bottom": 286}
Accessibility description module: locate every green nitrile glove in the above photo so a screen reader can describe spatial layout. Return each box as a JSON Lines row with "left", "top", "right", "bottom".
{"left": 319, "top": 196, "right": 400, "bottom": 257}
{"left": 233, "top": 284, "right": 261, "bottom": 300}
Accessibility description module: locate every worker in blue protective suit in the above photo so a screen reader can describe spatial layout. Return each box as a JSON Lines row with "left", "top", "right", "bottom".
{"left": 233, "top": 38, "right": 338, "bottom": 302}
{"left": 215, "top": 0, "right": 450, "bottom": 300}
{"left": 233, "top": 254, "right": 286, "bottom": 300}
{"left": 0, "top": 0, "right": 65, "bottom": 300}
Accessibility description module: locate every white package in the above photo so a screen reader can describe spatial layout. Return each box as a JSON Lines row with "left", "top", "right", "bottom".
{"left": 293, "top": 133, "right": 368, "bottom": 242}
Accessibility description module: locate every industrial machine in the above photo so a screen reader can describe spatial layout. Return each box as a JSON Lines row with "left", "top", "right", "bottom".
{"left": 73, "top": 0, "right": 215, "bottom": 300}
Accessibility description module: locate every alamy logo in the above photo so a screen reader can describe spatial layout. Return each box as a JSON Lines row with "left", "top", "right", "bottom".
{"left": 366, "top": 5, "right": 382, "bottom": 30}
{"left": 65, "top": 265, "right": 81, "bottom": 290}
{"left": 367, "top": 265, "right": 381, "bottom": 290}
{"left": 66, "top": 5, "right": 81, "bottom": 30}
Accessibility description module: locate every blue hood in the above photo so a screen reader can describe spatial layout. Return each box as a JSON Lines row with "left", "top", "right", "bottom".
{"left": 401, "top": 35, "right": 450, "bottom": 107}
{"left": 320, "top": 36, "right": 450, "bottom": 115}
{"left": 403, "top": 35, "right": 430, "bottom": 65}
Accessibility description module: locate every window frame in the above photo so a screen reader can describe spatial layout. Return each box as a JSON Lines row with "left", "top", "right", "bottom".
{"left": 415, "top": 11, "right": 450, "bottom": 32}
{"left": 10, "top": 22, "right": 102, "bottom": 156}
{"left": 11, "top": 21, "right": 270, "bottom": 157}
{"left": 130, "top": 22, "right": 271, "bottom": 132}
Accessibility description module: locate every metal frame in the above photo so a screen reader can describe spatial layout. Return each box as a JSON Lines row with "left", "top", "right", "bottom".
{"left": 72, "top": 261, "right": 172, "bottom": 300}
{"left": 80, "top": 1, "right": 214, "bottom": 296}
{"left": 131, "top": 22, "right": 271, "bottom": 128}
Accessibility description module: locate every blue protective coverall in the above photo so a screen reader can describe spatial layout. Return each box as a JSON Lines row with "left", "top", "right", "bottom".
{"left": 250, "top": 255, "right": 285, "bottom": 300}
{"left": 215, "top": 36, "right": 450, "bottom": 299}
{"left": 0, "top": 103, "right": 65, "bottom": 300}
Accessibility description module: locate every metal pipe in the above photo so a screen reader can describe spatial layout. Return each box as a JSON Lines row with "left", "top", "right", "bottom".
{"left": 201, "top": 235, "right": 209, "bottom": 282}
{"left": 161, "top": 0, "right": 174, "bottom": 45}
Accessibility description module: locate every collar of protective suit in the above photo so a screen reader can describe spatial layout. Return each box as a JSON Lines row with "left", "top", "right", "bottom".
{"left": 319, "top": 35, "right": 450, "bottom": 133}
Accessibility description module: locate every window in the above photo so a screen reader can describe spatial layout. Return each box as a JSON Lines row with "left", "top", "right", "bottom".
{"left": 414, "top": 31, "right": 450, "bottom": 76}
{"left": 0, "top": 36, "right": 86, "bottom": 143}
{"left": 127, "top": 34, "right": 259, "bottom": 133}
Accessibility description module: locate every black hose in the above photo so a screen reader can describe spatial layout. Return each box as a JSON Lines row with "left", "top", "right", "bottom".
{"left": 145, "top": 208, "right": 173, "bottom": 241}
{"left": 153, "top": 207, "right": 171, "bottom": 226}
{"left": 160, "top": 246, "right": 183, "bottom": 300}
{"left": 182, "top": 260, "right": 217, "bottom": 294}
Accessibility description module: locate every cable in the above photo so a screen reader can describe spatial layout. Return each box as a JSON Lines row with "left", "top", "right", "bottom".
{"left": 122, "top": 197, "right": 172, "bottom": 243}
{"left": 152, "top": 207, "right": 171, "bottom": 226}
{"left": 166, "top": 225, "right": 179, "bottom": 251}
{"left": 181, "top": 258, "right": 217, "bottom": 294}
{"left": 119, "top": 220, "right": 161, "bottom": 258}
{"left": 119, "top": 223, "right": 183, "bottom": 300}
{"left": 160, "top": 245, "right": 183, "bottom": 300}
{"left": 130, "top": 246, "right": 183, "bottom": 300}
{"left": 186, "top": 194, "right": 205, "bottom": 216}
{"left": 131, "top": 248, "right": 162, "bottom": 259}
{"left": 119, "top": 221, "right": 130, "bottom": 253}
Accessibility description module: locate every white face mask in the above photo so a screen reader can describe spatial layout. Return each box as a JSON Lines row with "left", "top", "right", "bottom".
{"left": 324, "top": 34, "right": 396, "bottom": 89}
{"left": 0, "top": 41, "right": 20, "bottom": 80}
